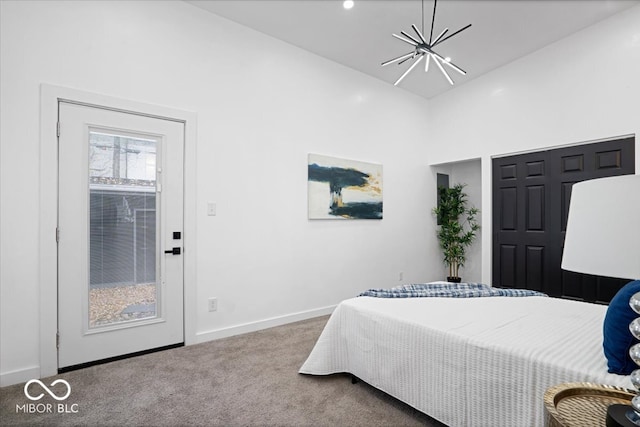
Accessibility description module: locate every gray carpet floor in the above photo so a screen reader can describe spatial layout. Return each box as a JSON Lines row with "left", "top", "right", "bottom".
{"left": 0, "top": 315, "right": 446, "bottom": 426}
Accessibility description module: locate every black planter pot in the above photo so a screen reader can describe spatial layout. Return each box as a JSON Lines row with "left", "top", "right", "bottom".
{"left": 447, "top": 276, "right": 462, "bottom": 283}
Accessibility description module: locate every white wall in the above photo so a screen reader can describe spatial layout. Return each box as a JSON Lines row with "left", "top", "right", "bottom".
{"left": 427, "top": 4, "right": 640, "bottom": 284}
{"left": 0, "top": 0, "right": 439, "bottom": 385}
{"left": 2, "top": 0, "right": 639, "bottom": 386}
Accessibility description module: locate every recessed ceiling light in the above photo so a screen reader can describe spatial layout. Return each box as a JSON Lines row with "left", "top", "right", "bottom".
{"left": 343, "top": 0, "right": 354, "bottom": 10}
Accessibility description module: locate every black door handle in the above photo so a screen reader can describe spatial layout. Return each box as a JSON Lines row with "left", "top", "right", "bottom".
{"left": 164, "top": 247, "right": 181, "bottom": 255}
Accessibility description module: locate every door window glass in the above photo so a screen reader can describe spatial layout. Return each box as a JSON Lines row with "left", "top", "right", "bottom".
{"left": 88, "top": 131, "right": 158, "bottom": 328}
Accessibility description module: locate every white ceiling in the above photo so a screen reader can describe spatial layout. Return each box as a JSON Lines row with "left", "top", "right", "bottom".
{"left": 187, "top": 0, "right": 639, "bottom": 99}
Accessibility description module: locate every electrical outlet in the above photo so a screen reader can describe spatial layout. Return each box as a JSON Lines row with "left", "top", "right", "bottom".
{"left": 208, "top": 297, "right": 217, "bottom": 312}
{"left": 399, "top": 272, "right": 403, "bottom": 281}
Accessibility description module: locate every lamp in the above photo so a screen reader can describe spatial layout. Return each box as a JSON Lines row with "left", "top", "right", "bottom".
{"left": 562, "top": 174, "right": 640, "bottom": 427}
{"left": 382, "top": 0, "right": 471, "bottom": 86}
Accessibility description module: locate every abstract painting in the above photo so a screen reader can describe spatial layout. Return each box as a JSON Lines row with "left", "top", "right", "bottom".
{"left": 308, "top": 154, "right": 383, "bottom": 219}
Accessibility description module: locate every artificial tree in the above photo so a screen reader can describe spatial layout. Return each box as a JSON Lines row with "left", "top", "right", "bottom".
{"left": 432, "top": 183, "right": 480, "bottom": 282}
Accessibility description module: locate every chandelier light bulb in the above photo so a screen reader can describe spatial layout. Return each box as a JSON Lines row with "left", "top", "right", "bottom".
{"left": 343, "top": 0, "right": 354, "bottom": 10}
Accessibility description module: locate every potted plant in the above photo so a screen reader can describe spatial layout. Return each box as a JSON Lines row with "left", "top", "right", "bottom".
{"left": 432, "top": 183, "right": 480, "bottom": 283}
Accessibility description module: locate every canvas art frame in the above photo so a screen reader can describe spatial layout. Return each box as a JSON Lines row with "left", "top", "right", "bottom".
{"left": 308, "top": 154, "right": 383, "bottom": 220}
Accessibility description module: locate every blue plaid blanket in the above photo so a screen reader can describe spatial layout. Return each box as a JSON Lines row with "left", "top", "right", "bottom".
{"left": 358, "top": 282, "right": 547, "bottom": 298}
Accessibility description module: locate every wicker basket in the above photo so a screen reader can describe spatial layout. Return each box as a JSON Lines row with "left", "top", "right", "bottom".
{"left": 544, "top": 382, "right": 635, "bottom": 427}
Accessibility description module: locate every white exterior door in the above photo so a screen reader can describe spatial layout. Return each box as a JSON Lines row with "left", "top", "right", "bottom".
{"left": 57, "top": 101, "right": 184, "bottom": 369}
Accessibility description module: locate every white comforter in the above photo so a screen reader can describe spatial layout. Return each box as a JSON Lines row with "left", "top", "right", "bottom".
{"left": 299, "top": 296, "right": 632, "bottom": 427}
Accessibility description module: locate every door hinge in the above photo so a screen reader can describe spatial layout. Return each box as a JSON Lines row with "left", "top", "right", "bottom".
{"left": 56, "top": 227, "right": 60, "bottom": 243}
{"left": 56, "top": 332, "right": 60, "bottom": 349}
{"left": 56, "top": 122, "right": 60, "bottom": 138}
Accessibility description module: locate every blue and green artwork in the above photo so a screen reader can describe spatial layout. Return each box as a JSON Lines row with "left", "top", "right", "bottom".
{"left": 308, "top": 154, "right": 383, "bottom": 219}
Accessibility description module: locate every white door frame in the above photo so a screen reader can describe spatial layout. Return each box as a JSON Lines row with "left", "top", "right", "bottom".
{"left": 39, "top": 84, "right": 198, "bottom": 378}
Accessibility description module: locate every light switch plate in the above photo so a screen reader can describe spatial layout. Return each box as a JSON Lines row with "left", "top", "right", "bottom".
{"left": 207, "top": 202, "right": 216, "bottom": 216}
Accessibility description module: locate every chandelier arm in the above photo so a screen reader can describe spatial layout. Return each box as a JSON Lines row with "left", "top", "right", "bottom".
{"left": 381, "top": 51, "right": 417, "bottom": 67}
{"left": 422, "top": 0, "right": 425, "bottom": 37}
{"left": 432, "top": 24, "right": 472, "bottom": 47}
{"left": 392, "top": 33, "right": 418, "bottom": 46}
{"left": 431, "top": 28, "right": 449, "bottom": 45}
{"left": 418, "top": 47, "right": 440, "bottom": 59}
{"left": 400, "top": 31, "right": 422, "bottom": 46}
{"left": 425, "top": 53, "right": 431, "bottom": 72}
{"left": 419, "top": 48, "right": 466, "bottom": 75}
{"left": 394, "top": 54, "right": 425, "bottom": 86}
{"left": 432, "top": 55, "right": 454, "bottom": 85}
{"left": 398, "top": 54, "right": 417, "bottom": 65}
{"left": 442, "top": 59, "right": 466, "bottom": 75}
{"left": 429, "top": 0, "right": 437, "bottom": 44}
{"left": 411, "top": 24, "right": 428, "bottom": 45}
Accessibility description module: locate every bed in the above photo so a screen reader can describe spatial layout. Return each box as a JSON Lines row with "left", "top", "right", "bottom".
{"left": 299, "top": 286, "right": 633, "bottom": 426}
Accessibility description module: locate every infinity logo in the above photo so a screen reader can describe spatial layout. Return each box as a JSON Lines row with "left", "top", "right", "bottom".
{"left": 24, "top": 379, "right": 71, "bottom": 401}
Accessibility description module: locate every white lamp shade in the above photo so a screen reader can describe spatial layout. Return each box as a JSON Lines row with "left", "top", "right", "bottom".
{"left": 562, "top": 174, "right": 640, "bottom": 280}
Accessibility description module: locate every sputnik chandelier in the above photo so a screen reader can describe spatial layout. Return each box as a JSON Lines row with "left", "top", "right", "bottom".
{"left": 382, "top": 0, "right": 471, "bottom": 86}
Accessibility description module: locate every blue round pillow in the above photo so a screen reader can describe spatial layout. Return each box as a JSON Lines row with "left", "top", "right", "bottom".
{"left": 603, "top": 280, "right": 640, "bottom": 375}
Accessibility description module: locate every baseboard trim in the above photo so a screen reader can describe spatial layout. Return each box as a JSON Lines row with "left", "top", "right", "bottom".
{"left": 0, "top": 366, "right": 40, "bottom": 387}
{"left": 195, "top": 305, "right": 335, "bottom": 343}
